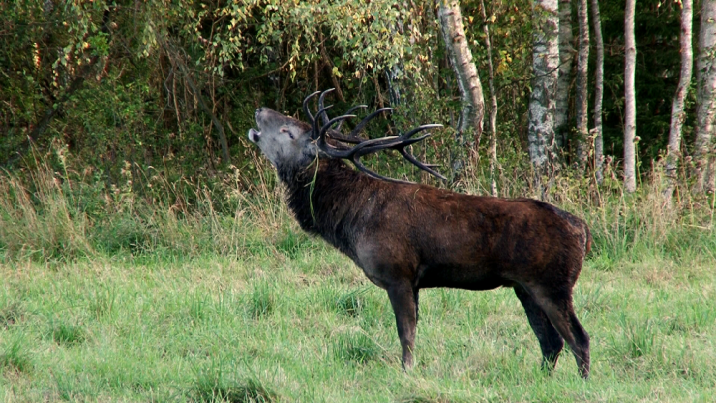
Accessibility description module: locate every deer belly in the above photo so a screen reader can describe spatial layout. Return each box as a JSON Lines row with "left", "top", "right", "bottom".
{"left": 417, "top": 265, "right": 505, "bottom": 290}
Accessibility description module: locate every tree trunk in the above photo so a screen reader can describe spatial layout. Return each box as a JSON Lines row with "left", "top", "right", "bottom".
{"left": 480, "top": 0, "right": 499, "bottom": 197}
{"left": 555, "top": 0, "right": 573, "bottom": 150}
{"left": 438, "top": 0, "right": 486, "bottom": 151}
{"left": 319, "top": 31, "right": 345, "bottom": 103}
{"left": 665, "top": 0, "right": 693, "bottom": 201}
{"left": 624, "top": 0, "right": 637, "bottom": 193}
{"left": 591, "top": 0, "right": 604, "bottom": 184}
{"left": 386, "top": 19, "right": 405, "bottom": 108}
{"left": 693, "top": 0, "right": 716, "bottom": 194}
{"left": 528, "top": 0, "right": 560, "bottom": 193}
{"left": 574, "top": 0, "right": 589, "bottom": 169}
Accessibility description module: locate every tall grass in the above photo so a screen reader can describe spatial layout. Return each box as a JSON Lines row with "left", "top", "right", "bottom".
{"left": 2, "top": 149, "right": 714, "bottom": 267}
{"left": 0, "top": 159, "right": 93, "bottom": 261}
{"left": 0, "top": 148, "right": 293, "bottom": 264}
{"left": 1, "top": 152, "right": 715, "bottom": 401}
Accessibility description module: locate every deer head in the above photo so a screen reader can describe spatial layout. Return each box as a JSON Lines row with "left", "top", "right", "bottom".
{"left": 249, "top": 89, "right": 446, "bottom": 183}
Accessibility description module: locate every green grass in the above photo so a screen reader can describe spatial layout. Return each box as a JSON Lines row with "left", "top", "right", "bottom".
{"left": 1, "top": 228, "right": 715, "bottom": 402}
{"left": 1, "top": 162, "right": 716, "bottom": 401}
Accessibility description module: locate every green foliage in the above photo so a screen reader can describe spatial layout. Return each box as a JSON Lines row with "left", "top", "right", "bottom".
{"left": 0, "top": 4, "right": 715, "bottom": 398}
{"left": 0, "top": 0, "right": 704, "bottom": 191}
{"left": 598, "top": 0, "right": 691, "bottom": 159}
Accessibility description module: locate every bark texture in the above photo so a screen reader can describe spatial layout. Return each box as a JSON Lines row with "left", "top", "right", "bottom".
{"left": 665, "top": 0, "right": 693, "bottom": 200}
{"left": 438, "top": 0, "right": 486, "bottom": 148}
{"left": 481, "top": 0, "right": 499, "bottom": 197}
{"left": 693, "top": 0, "right": 716, "bottom": 193}
{"left": 555, "top": 0, "right": 574, "bottom": 149}
{"left": 624, "top": 0, "right": 637, "bottom": 193}
{"left": 574, "top": 0, "right": 589, "bottom": 169}
{"left": 528, "top": 0, "right": 560, "bottom": 186}
{"left": 590, "top": 0, "right": 604, "bottom": 184}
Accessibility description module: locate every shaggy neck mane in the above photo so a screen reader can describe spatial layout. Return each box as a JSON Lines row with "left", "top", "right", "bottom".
{"left": 277, "top": 158, "right": 379, "bottom": 259}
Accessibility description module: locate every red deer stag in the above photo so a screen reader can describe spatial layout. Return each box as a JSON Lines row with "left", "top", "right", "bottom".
{"left": 248, "top": 89, "right": 591, "bottom": 378}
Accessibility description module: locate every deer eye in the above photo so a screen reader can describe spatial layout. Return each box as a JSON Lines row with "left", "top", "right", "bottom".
{"left": 280, "top": 127, "right": 294, "bottom": 139}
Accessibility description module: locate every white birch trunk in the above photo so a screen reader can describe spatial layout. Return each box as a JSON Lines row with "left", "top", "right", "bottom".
{"left": 624, "top": 0, "right": 637, "bottom": 193}
{"left": 693, "top": 0, "right": 716, "bottom": 193}
{"left": 480, "top": 0, "right": 499, "bottom": 197}
{"left": 438, "top": 0, "right": 486, "bottom": 149}
{"left": 665, "top": 0, "right": 693, "bottom": 200}
{"left": 575, "top": 0, "right": 589, "bottom": 168}
{"left": 528, "top": 0, "right": 560, "bottom": 184}
{"left": 555, "top": 0, "right": 574, "bottom": 149}
{"left": 591, "top": 0, "right": 604, "bottom": 184}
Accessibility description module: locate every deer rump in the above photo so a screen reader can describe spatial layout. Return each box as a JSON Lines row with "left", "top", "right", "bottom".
{"left": 249, "top": 90, "right": 591, "bottom": 378}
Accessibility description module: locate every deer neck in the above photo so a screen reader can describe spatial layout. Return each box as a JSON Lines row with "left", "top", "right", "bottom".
{"left": 281, "top": 158, "right": 374, "bottom": 259}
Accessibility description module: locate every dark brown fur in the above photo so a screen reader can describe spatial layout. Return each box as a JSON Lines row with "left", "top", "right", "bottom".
{"left": 280, "top": 158, "right": 591, "bottom": 378}
{"left": 250, "top": 107, "right": 591, "bottom": 378}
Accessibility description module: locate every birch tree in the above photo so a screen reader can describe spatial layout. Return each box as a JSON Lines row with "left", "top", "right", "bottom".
{"left": 665, "top": 0, "right": 693, "bottom": 200}
{"left": 693, "top": 0, "right": 716, "bottom": 194}
{"left": 591, "top": 0, "right": 604, "bottom": 184}
{"left": 555, "top": 0, "right": 574, "bottom": 149}
{"left": 574, "top": 0, "right": 589, "bottom": 168}
{"left": 438, "top": 0, "right": 486, "bottom": 152}
{"left": 480, "top": 0, "right": 499, "bottom": 197}
{"left": 624, "top": 0, "right": 637, "bottom": 193}
{"left": 528, "top": 0, "right": 560, "bottom": 189}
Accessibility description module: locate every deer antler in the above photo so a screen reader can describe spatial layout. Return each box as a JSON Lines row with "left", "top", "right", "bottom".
{"left": 302, "top": 89, "right": 446, "bottom": 183}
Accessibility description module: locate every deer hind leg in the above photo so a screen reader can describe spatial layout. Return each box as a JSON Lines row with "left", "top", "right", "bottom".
{"left": 530, "top": 285, "right": 590, "bottom": 379}
{"left": 514, "top": 284, "right": 564, "bottom": 373}
{"left": 386, "top": 281, "right": 418, "bottom": 370}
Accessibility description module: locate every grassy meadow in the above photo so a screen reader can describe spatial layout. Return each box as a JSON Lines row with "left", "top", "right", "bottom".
{"left": 1, "top": 159, "right": 716, "bottom": 402}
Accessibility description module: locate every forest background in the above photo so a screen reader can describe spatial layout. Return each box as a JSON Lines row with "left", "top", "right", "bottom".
{"left": 3, "top": 0, "right": 715, "bottom": 198}
{"left": 1, "top": 0, "right": 716, "bottom": 402}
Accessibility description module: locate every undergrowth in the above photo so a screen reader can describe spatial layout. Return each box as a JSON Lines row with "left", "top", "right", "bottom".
{"left": 1, "top": 152, "right": 715, "bottom": 402}
{"left": 1, "top": 149, "right": 713, "bottom": 268}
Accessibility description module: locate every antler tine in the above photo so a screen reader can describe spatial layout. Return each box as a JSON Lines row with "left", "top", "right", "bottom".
{"left": 347, "top": 124, "right": 446, "bottom": 181}
{"left": 402, "top": 124, "right": 444, "bottom": 139}
{"left": 307, "top": 91, "right": 445, "bottom": 182}
{"left": 350, "top": 154, "right": 413, "bottom": 184}
{"left": 398, "top": 148, "right": 448, "bottom": 180}
{"left": 318, "top": 114, "right": 357, "bottom": 147}
{"left": 336, "top": 105, "right": 368, "bottom": 131}
{"left": 325, "top": 129, "right": 363, "bottom": 144}
{"left": 317, "top": 88, "right": 335, "bottom": 126}
{"left": 312, "top": 106, "right": 334, "bottom": 139}
{"left": 354, "top": 133, "right": 431, "bottom": 156}
{"left": 393, "top": 124, "right": 446, "bottom": 180}
{"left": 347, "top": 108, "right": 393, "bottom": 138}
{"left": 303, "top": 91, "right": 321, "bottom": 123}
{"left": 320, "top": 134, "right": 400, "bottom": 159}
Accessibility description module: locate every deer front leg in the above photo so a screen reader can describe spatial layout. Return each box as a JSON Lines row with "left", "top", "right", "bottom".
{"left": 386, "top": 282, "right": 418, "bottom": 369}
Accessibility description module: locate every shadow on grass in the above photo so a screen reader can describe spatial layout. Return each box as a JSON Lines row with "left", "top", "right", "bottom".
{"left": 332, "top": 329, "right": 383, "bottom": 364}
{"left": 48, "top": 320, "right": 87, "bottom": 347}
{"left": 193, "top": 366, "right": 277, "bottom": 403}
{"left": 0, "top": 334, "right": 33, "bottom": 374}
